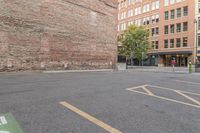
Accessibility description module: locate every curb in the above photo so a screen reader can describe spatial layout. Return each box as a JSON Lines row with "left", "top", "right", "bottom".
{"left": 43, "top": 69, "right": 114, "bottom": 73}
{"left": 125, "top": 69, "right": 190, "bottom": 74}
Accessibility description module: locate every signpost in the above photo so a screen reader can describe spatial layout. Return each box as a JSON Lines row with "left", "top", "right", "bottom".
{"left": 0, "top": 113, "right": 24, "bottom": 133}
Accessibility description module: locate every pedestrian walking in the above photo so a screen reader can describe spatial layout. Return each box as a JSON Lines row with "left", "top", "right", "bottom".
{"left": 171, "top": 59, "right": 176, "bottom": 72}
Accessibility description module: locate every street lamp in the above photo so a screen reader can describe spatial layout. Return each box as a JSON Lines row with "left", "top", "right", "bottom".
{"left": 194, "top": 19, "right": 198, "bottom": 72}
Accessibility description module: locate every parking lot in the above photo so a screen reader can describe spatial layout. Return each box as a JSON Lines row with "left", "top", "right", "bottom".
{"left": 0, "top": 71, "right": 200, "bottom": 133}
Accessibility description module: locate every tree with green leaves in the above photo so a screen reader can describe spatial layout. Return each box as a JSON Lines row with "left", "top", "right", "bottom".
{"left": 118, "top": 25, "right": 150, "bottom": 66}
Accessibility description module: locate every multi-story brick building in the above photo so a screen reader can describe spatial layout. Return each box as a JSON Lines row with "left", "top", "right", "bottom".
{"left": 195, "top": 0, "right": 200, "bottom": 64}
{"left": 0, "top": 0, "right": 117, "bottom": 71}
{"left": 118, "top": 0, "right": 200, "bottom": 67}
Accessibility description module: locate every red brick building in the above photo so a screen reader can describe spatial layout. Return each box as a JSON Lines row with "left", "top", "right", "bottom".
{"left": 118, "top": 0, "right": 199, "bottom": 67}
{"left": 0, "top": 0, "right": 118, "bottom": 71}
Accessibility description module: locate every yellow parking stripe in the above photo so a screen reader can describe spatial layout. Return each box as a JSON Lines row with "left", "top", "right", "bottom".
{"left": 60, "top": 101, "right": 123, "bottom": 133}
{"left": 174, "top": 90, "right": 200, "bottom": 106}
{"left": 174, "top": 80, "right": 200, "bottom": 85}
{"left": 128, "top": 89, "right": 200, "bottom": 109}
{"left": 127, "top": 85, "right": 200, "bottom": 109}
{"left": 142, "top": 86, "right": 154, "bottom": 96}
{"left": 149, "top": 85, "right": 200, "bottom": 96}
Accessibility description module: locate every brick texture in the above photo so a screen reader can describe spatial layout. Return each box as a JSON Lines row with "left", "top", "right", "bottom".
{"left": 0, "top": 0, "right": 117, "bottom": 71}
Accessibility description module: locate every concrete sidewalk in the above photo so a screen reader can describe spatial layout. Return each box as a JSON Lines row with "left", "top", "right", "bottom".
{"left": 127, "top": 66, "right": 198, "bottom": 74}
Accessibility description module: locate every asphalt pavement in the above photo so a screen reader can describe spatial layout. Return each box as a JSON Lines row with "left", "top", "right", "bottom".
{"left": 0, "top": 71, "right": 200, "bottom": 133}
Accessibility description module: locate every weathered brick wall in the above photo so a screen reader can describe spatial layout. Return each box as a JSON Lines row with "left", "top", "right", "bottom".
{"left": 0, "top": 0, "right": 117, "bottom": 71}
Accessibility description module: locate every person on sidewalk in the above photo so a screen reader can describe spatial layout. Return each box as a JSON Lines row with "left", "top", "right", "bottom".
{"left": 171, "top": 59, "right": 176, "bottom": 72}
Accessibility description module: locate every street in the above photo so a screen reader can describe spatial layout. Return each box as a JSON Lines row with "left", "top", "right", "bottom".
{"left": 0, "top": 71, "right": 200, "bottom": 133}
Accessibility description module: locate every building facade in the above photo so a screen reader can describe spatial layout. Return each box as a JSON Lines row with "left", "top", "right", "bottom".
{"left": 0, "top": 0, "right": 117, "bottom": 71}
{"left": 118, "top": 0, "right": 199, "bottom": 67}
{"left": 195, "top": 0, "right": 200, "bottom": 63}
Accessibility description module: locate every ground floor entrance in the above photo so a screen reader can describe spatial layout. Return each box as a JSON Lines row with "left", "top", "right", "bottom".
{"left": 163, "top": 54, "right": 190, "bottom": 67}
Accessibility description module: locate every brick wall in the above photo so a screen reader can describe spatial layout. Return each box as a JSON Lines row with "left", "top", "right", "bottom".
{"left": 0, "top": 0, "right": 117, "bottom": 71}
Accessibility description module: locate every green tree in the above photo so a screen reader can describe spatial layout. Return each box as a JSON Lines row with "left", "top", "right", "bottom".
{"left": 118, "top": 25, "right": 150, "bottom": 66}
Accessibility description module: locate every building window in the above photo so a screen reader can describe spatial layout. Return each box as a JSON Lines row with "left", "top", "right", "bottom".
{"left": 164, "top": 0, "right": 169, "bottom": 6}
{"left": 155, "top": 41, "right": 159, "bottom": 49}
{"left": 123, "top": 0, "right": 127, "bottom": 7}
{"left": 176, "top": 23, "right": 181, "bottom": 32}
{"left": 164, "top": 25, "right": 168, "bottom": 34}
{"left": 147, "top": 17, "right": 150, "bottom": 25}
{"left": 198, "top": 35, "right": 200, "bottom": 47}
{"left": 151, "top": 27, "right": 159, "bottom": 36}
{"left": 152, "top": 14, "right": 159, "bottom": 24}
{"left": 152, "top": 41, "right": 155, "bottom": 49}
{"left": 170, "top": 24, "right": 174, "bottom": 33}
{"left": 183, "top": 22, "right": 188, "bottom": 32}
{"left": 152, "top": 15, "right": 155, "bottom": 24}
{"left": 156, "top": 1, "right": 159, "bottom": 9}
{"left": 120, "top": 23, "right": 127, "bottom": 31}
{"left": 164, "top": 40, "right": 168, "bottom": 48}
{"left": 170, "top": 0, "right": 175, "bottom": 4}
{"left": 152, "top": 28, "right": 155, "bottom": 36}
{"left": 143, "top": 4, "right": 150, "bottom": 13}
{"left": 177, "top": 8, "right": 181, "bottom": 18}
{"left": 143, "top": 17, "right": 150, "bottom": 25}
{"left": 135, "top": 19, "right": 141, "bottom": 26}
{"left": 128, "top": 21, "right": 133, "bottom": 26}
{"left": 183, "top": 6, "right": 188, "bottom": 16}
{"left": 198, "top": 18, "right": 200, "bottom": 30}
{"left": 128, "top": 9, "right": 133, "bottom": 17}
{"left": 199, "top": 3, "right": 200, "bottom": 13}
{"left": 151, "top": 41, "right": 159, "bottom": 49}
{"left": 183, "top": 37, "right": 188, "bottom": 47}
{"left": 170, "top": 39, "right": 174, "bottom": 48}
{"left": 128, "top": 0, "right": 133, "bottom": 5}
{"left": 165, "top": 11, "right": 169, "bottom": 20}
{"left": 156, "top": 27, "right": 159, "bottom": 35}
{"left": 170, "top": 10, "right": 175, "bottom": 19}
{"left": 121, "top": 12, "right": 126, "bottom": 19}
{"left": 152, "top": 1, "right": 155, "bottom": 10}
{"left": 156, "top": 14, "right": 159, "bottom": 23}
{"left": 135, "top": 7, "right": 141, "bottom": 15}
{"left": 176, "top": 38, "right": 181, "bottom": 47}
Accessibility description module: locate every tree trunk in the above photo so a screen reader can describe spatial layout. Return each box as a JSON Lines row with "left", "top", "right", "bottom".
{"left": 131, "top": 57, "right": 133, "bottom": 66}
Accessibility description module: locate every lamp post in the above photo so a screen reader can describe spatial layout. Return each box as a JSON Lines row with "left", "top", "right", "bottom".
{"left": 194, "top": 19, "right": 198, "bottom": 72}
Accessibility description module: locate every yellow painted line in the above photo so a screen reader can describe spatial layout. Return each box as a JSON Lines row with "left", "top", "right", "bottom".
{"left": 174, "top": 80, "right": 200, "bottom": 85}
{"left": 149, "top": 85, "right": 200, "bottom": 96}
{"left": 142, "top": 86, "right": 154, "bottom": 96}
{"left": 59, "top": 101, "right": 123, "bottom": 133}
{"left": 128, "top": 89, "right": 151, "bottom": 95}
{"left": 126, "top": 85, "right": 154, "bottom": 96}
{"left": 128, "top": 90, "right": 200, "bottom": 109}
{"left": 174, "top": 90, "right": 200, "bottom": 106}
{"left": 181, "top": 91, "right": 200, "bottom": 96}
{"left": 126, "top": 85, "right": 148, "bottom": 91}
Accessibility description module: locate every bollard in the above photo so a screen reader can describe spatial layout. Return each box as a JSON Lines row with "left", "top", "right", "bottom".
{"left": 189, "top": 62, "right": 192, "bottom": 74}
